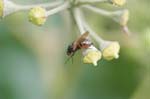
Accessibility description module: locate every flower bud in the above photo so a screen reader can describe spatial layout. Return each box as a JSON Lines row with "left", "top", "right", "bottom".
{"left": 112, "top": 9, "right": 129, "bottom": 26}
{"left": 82, "top": 45, "right": 102, "bottom": 66}
{"left": 110, "top": 0, "right": 126, "bottom": 6}
{"left": 28, "top": 6, "right": 47, "bottom": 26}
{"left": 100, "top": 41, "right": 120, "bottom": 60}
{"left": 0, "top": 0, "right": 20, "bottom": 18}
{"left": 119, "top": 9, "right": 129, "bottom": 26}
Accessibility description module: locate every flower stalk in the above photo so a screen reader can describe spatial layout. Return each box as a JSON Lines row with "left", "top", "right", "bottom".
{"left": 0, "top": 0, "right": 64, "bottom": 18}
{"left": 73, "top": 8, "right": 86, "bottom": 34}
{"left": 46, "top": 2, "right": 70, "bottom": 17}
{"left": 82, "top": 18, "right": 105, "bottom": 44}
{"left": 77, "top": 0, "right": 107, "bottom": 6}
{"left": 18, "top": 1, "right": 63, "bottom": 10}
{"left": 82, "top": 5, "right": 111, "bottom": 16}
{"left": 77, "top": 0, "right": 126, "bottom": 6}
{"left": 82, "top": 5, "right": 129, "bottom": 26}
{"left": 76, "top": 9, "right": 105, "bottom": 44}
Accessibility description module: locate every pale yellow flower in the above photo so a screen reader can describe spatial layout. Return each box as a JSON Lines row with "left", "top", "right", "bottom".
{"left": 28, "top": 7, "right": 47, "bottom": 26}
{"left": 102, "top": 41, "right": 120, "bottom": 60}
{"left": 83, "top": 46, "right": 102, "bottom": 66}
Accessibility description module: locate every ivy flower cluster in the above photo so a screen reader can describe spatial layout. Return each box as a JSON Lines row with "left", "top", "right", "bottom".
{"left": 0, "top": 0, "right": 129, "bottom": 66}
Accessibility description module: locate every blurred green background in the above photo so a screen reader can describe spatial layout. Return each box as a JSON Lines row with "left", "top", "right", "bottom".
{"left": 0, "top": 0, "right": 149, "bottom": 99}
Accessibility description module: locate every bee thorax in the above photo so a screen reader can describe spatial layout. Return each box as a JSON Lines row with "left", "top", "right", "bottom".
{"left": 80, "top": 39, "right": 93, "bottom": 48}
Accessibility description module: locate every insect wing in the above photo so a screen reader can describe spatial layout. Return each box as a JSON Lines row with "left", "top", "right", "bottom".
{"left": 73, "top": 31, "right": 89, "bottom": 50}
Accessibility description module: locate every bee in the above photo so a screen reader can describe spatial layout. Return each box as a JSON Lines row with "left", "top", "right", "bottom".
{"left": 65, "top": 31, "right": 93, "bottom": 63}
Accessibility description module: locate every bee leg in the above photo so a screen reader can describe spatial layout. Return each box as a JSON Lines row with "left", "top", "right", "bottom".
{"left": 65, "top": 57, "right": 70, "bottom": 64}
{"left": 65, "top": 54, "right": 74, "bottom": 64}
{"left": 71, "top": 57, "right": 73, "bottom": 64}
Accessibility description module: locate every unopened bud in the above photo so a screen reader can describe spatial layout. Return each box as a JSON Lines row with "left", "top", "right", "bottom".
{"left": 112, "top": 9, "right": 129, "bottom": 26}
{"left": 119, "top": 9, "right": 129, "bottom": 26}
{"left": 28, "top": 6, "right": 47, "bottom": 26}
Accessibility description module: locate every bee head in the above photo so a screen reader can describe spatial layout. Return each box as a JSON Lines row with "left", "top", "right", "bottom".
{"left": 67, "top": 44, "right": 74, "bottom": 56}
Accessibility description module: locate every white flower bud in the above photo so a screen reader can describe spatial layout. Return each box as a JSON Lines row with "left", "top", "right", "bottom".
{"left": 0, "top": 0, "right": 21, "bottom": 18}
